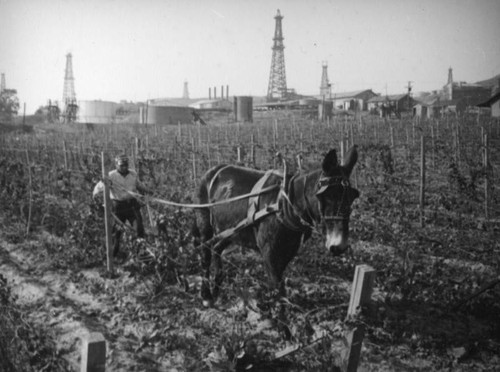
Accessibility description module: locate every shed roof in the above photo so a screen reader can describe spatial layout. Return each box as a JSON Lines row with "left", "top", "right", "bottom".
{"left": 431, "top": 99, "right": 464, "bottom": 107}
{"left": 330, "top": 90, "right": 376, "bottom": 99}
{"left": 477, "top": 92, "right": 500, "bottom": 107}
{"left": 367, "top": 94, "right": 408, "bottom": 103}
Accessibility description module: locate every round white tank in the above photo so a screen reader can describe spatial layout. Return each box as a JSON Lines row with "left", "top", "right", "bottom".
{"left": 77, "top": 100, "right": 117, "bottom": 124}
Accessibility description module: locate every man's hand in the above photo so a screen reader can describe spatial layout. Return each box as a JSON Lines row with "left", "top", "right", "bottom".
{"left": 92, "top": 195, "right": 104, "bottom": 213}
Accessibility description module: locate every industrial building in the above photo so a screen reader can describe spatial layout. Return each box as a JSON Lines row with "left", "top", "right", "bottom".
{"left": 367, "top": 94, "right": 415, "bottom": 113}
{"left": 443, "top": 68, "right": 490, "bottom": 106}
{"left": 329, "top": 90, "right": 378, "bottom": 111}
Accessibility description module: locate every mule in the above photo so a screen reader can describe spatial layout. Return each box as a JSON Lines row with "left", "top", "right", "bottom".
{"left": 193, "top": 146, "right": 359, "bottom": 307}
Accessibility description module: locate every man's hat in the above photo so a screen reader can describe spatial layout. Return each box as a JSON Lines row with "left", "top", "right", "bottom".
{"left": 115, "top": 154, "right": 129, "bottom": 165}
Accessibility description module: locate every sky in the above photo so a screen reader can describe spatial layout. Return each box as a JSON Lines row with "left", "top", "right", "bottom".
{"left": 1, "top": 0, "right": 499, "bottom": 114}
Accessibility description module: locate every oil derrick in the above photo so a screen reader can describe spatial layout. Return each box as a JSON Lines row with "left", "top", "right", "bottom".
{"left": 62, "top": 53, "right": 77, "bottom": 123}
{"left": 320, "top": 61, "right": 331, "bottom": 98}
{"left": 183, "top": 81, "right": 189, "bottom": 99}
{"left": 267, "top": 9, "right": 287, "bottom": 101}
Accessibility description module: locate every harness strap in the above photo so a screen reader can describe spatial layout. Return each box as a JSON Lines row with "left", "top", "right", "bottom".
{"left": 278, "top": 174, "right": 315, "bottom": 232}
{"left": 247, "top": 169, "right": 282, "bottom": 223}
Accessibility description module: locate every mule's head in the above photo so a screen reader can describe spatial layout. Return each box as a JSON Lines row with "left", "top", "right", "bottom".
{"left": 316, "top": 146, "right": 359, "bottom": 256}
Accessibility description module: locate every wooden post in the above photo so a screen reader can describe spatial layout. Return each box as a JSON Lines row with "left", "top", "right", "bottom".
{"left": 420, "top": 136, "right": 426, "bottom": 228}
{"left": 81, "top": 332, "right": 106, "bottom": 372}
{"left": 135, "top": 137, "right": 140, "bottom": 157}
{"left": 341, "top": 265, "right": 376, "bottom": 372}
{"left": 349, "top": 120, "right": 355, "bottom": 148}
{"left": 25, "top": 149, "right": 33, "bottom": 237}
{"left": 198, "top": 122, "right": 202, "bottom": 149}
{"left": 101, "top": 153, "right": 114, "bottom": 274}
{"left": 484, "top": 133, "right": 489, "bottom": 220}
{"left": 412, "top": 119, "right": 415, "bottom": 147}
{"left": 191, "top": 138, "right": 197, "bottom": 181}
{"left": 63, "top": 141, "right": 68, "bottom": 170}
{"left": 296, "top": 154, "right": 303, "bottom": 172}
{"left": 237, "top": 145, "right": 242, "bottom": 163}
{"left": 405, "top": 126, "right": 410, "bottom": 161}
{"left": 430, "top": 124, "right": 435, "bottom": 169}
{"left": 273, "top": 119, "right": 278, "bottom": 148}
{"left": 250, "top": 134, "right": 256, "bottom": 166}
{"left": 206, "top": 142, "right": 211, "bottom": 168}
{"left": 340, "top": 139, "right": 345, "bottom": 165}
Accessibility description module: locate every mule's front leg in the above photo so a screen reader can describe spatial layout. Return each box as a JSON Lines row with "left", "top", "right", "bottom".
{"left": 211, "top": 241, "right": 230, "bottom": 301}
{"left": 201, "top": 245, "right": 214, "bottom": 308}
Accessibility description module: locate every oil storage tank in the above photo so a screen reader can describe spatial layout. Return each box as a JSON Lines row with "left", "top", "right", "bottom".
{"left": 140, "top": 105, "right": 192, "bottom": 125}
{"left": 234, "top": 96, "right": 253, "bottom": 122}
{"left": 318, "top": 100, "right": 333, "bottom": 121}
{"left": 77, "top": 100, "right": 117, "bottom": 124}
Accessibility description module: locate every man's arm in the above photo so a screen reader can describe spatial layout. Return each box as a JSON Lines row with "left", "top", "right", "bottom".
{"left": 92, "top": 181, "right": 104, "bottom": 199}
{"left": 136, "top": 179, "right": 152, "bottom": 195}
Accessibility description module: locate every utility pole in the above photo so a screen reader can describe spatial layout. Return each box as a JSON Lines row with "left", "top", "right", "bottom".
{"left": 406, "top": 81, "right": 413, "bottom": 113}
{"left": 0, "top": 73, "right": 5, "bottom": 93}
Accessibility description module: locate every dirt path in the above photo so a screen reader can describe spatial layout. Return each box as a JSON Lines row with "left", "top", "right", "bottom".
{"left": 0, "top": 235, "right": 148, "bottom": 371}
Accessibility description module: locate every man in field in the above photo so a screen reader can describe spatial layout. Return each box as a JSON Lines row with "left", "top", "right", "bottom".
{"left": 93, "top": 154, "right": 151, "bottom": 257}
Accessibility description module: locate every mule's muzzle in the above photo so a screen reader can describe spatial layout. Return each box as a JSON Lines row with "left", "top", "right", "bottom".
{"left": 328, "top": 244, "right": 348, "bottom": 256}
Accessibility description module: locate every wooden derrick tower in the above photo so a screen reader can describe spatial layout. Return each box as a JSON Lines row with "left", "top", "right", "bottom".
{"left": 320, "top": 61, "right": 331, "bottom": 98}
{"left": 267, "top": 9, "right": 287, "bottom": 101}
{"left": 62, "top": 53, "right": 77, "bottom": 123}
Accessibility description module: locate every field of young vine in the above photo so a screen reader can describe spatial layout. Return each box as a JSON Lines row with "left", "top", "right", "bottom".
{"left": 0, "top": 110, "right": 499, "bottom": 371}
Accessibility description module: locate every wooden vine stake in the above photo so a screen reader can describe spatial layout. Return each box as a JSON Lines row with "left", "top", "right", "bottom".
{"left": 483, "top": 132, "right": 489, "bottom": 220}
{"left": 25, "top": 149, "right": 33, "bottom": 237}
{"left": 80, "top": 332, "right": 106, "bottom": 372}
{"left": 237, "top": 145, "right": 242, "bottom": 163}
{"left": 341, "top": 264, "right": 376, "bottom": 372}
{"left": 250, "top": 134, "right": 256, "bottom": 166}
{"left": 191, "top": 138, "right": 197, "bottom": 181}
{"left": 101, "top": 152, "right": 114, "bottom": 274}
{"left": 63, "top": 140, "right": 68, "bottom": 170}
{"left": 420, "top": 135, "right": 426, "bottom": 228}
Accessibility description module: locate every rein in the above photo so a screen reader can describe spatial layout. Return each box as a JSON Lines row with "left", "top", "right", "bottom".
{"left": 119, "top": 184, "right": 280, "bottom": 209}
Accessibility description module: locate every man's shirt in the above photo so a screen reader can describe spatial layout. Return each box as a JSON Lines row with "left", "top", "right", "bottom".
{"left": 93, "top": 169, "right": 144, "bottom": 201}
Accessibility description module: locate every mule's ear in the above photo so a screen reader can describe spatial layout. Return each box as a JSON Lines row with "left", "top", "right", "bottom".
{"left": 342, "top": 145, "right": 358, "bottom": 176}
{"left": 322, "top": 149, "right": 339, "bottom": 174}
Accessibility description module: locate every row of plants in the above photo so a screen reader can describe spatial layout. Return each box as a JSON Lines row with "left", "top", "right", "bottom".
{"left": 0, "top": 114, "right": 498, "bottom": 370}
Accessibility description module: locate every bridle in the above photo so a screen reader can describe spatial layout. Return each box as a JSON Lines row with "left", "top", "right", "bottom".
{"left": 279, "top": 169, "right": 358, "bottom": 232}
{"left": 315, "top": 171, "right": 356, "bottom": 223}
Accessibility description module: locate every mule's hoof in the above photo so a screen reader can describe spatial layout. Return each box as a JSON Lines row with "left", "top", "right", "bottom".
{"left": 202, "top": 299, "right": 214, "bottom": 308}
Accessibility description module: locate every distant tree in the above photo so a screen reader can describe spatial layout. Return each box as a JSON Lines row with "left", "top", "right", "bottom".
{"left": 0, "top": 89, "right": 20, "bottom": 123}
